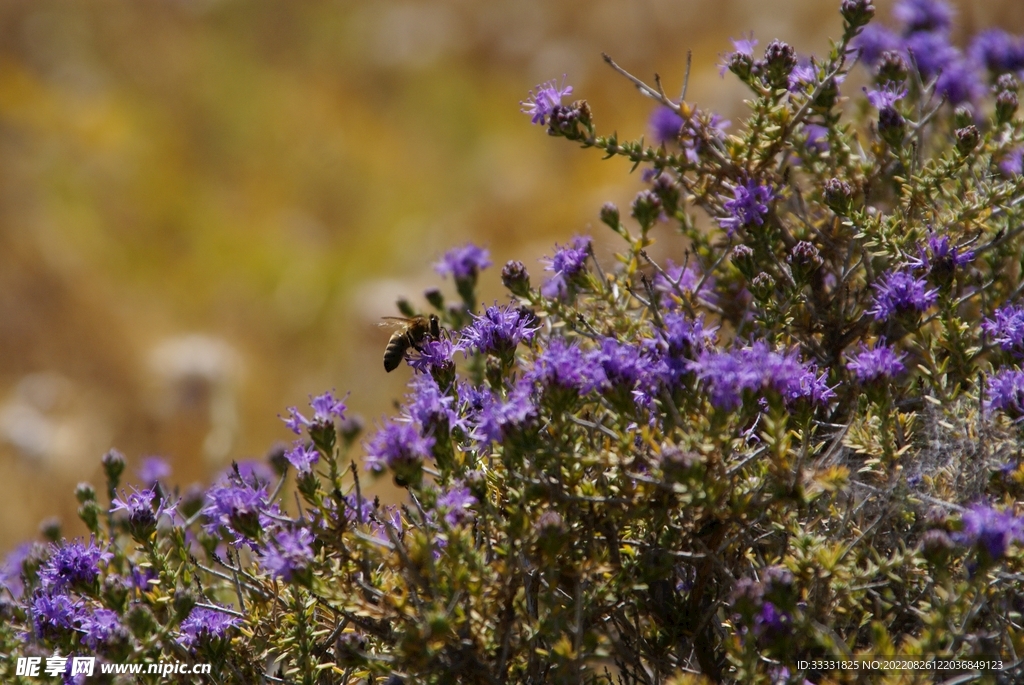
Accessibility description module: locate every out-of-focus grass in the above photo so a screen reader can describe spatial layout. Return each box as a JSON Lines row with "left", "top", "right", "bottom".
{"left": 0, "top": 0, "right": 1019, "bottom": 548}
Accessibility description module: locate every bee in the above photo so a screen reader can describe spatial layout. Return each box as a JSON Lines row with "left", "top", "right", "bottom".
{"left": 380, "top": 314, "right": 441, "bottom": 372}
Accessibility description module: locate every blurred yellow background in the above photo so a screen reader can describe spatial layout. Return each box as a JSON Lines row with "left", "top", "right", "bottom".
{"left": 0, "top": 0, "right": 1020, "bottom": 550}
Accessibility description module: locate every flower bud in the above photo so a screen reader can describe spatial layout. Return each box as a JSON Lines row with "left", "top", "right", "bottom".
{"left": 875, "top": 50, "right": 908, "bottom": 86}
{"left": 823, "top": 177, "right": 854, "bottom": 215}
{"left": 631, "top": 189, "right": 663, "bottom": 231}
{"left": 396, "top": 298, "right": 416, "bottom": 318}
{"left": 424, "top": 287, "right": 444, "bottom": 311}
{"left": 996, "top": 90, "right": 1018, "bottom": 125}
{"left": 751, "top": 271, "right": 776, "bottom": 300}
{"left": 40, "top": 517, "right": 61, "bottom": 543}
{"left": 75, "top": 482, "right": 96, "bottom": 504}
{"left": 995, "top": 73, "right": 1019, "bottom": 95}
{"left": 599, "top": 202, "right": 620, "bottom": 231}
{"left": 762, "top": 40, "right": 797, "bottom": 90}
{"left": 878, "top": 106, "right": 905, "bottom": 146}
{"left": 728, "top": 51, "right": 755, "bottom": 82}
{"left": 841, "top": 0, "right": 875, "bottom": 30}
{"left": 953, "top": 106, "right": 973, "bottom": 130}
{"left": 921, "top": 529, "right": 954, "bottom": 566}
{"left": 955, "top": 125, "right": 979, "bottom": 156}
{"left": 651, "top": 174, "right": 680, "bottom": 217}
{"left": 102, "top": 449, "right": 126, "bottom": 486}
{"left": 788, "top": 241, "right": 823, "bottom": 282}
{"left": 501, "top": 260, "right": 531, "bottom": 297}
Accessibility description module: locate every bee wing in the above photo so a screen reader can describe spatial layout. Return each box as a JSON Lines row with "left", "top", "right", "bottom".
{"left": 378, "top": 317, "right": 411, "bottom": 329}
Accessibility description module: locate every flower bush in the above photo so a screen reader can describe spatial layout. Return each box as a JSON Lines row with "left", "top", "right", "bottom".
{"left": 3, "top": 1, "right": 1024, "bottom": 683}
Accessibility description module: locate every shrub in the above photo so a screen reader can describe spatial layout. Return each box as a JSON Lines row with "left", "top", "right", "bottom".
{"left": 3, "top": 1, "right": 1024, "bottom": 683}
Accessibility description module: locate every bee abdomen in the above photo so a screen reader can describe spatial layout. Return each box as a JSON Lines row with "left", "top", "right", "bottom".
{"left": 383, "top": 333, "right": 410, "bottom": 372}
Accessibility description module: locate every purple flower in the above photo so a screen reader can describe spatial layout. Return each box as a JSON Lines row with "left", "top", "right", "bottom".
{"left": 985, "top": 368, "right": 1024, "bottom": 417}
{"left": 526, "top": 337, "right": 605, "bottom": 395}
{"left": 202, "top": 480, "right": 276, "bottom": 542}
{"left": 677, "top": 109, "right": 730, "bottom": 164}
{"left": 408, "top": 337, "right": 457, "bottom": 376}
{"left": 904, "top": 31, "right": 958, "bottom": 80}
{"left": 803, "top": 123, "right": 830, "bottom": 153}
{"left": 177, "top": 605, "right": 241, "bottom": 648}
{"left": 463, "top": 380, "right": 535, "bottom": 445}
{"left": 935, "top": 56, "right": 982, "bottom": 105}
{"left": 915, "top": 233, "right": 974, "bottom": 275}
{"left": 719, "top": 33, "right": 758, "bottom": 76}
{"left": 541, "top": 236, "right": 592, "bottom": 298}
{"left": 788, "top": 62, "right": 817, "bottom": 91}
{"left": 284, "top": 441, "right": 319, "bottom": 474}
{"left": 718, "top": 179, "right": 774, "bottom": 235}
{"left": 970, "top": 29, "right": 1024, "bottom": 75}
{"left": 261, "top": 527, "right": 315, "bottom": 581}
{"left": 282, "top": 390, "right": 347, "bottom": 435}
{"left": 403, "top": 374, "right": 462, "bottom": 434}
{"left": 588, "top": 338, "right": 656, "bottom": 390}
{"left": 32, "top": 593, "right": 83, "bottom": 638}
{"left": 1000, "top": 148, "right": 1024, "bottom": 177}
{"left": 80, "top": 608, "right": 127, "bottom": 649}
{"left": 853, "top": 24, "right": 901, "bottom": 66}
{"left": 690, "top": 341, "right": 833, "bottom": 410}
{"left": 111, "top": 487, "right": 176, "bottom": 539}
{"left": 39, "top": 539, "right": 111, "bottom": 592}
{"left": 363, "top": 421, "right": 434, "bottom": 474}
{"left": 755, "top": 601, "right": 791, "bottom": 638}
{"left": 434, "top": 243, "right": 491, "bottom": 281}
{"left": 460, "top": 303, "right": 538, "bottom": 356}
{"left": 864, "top": 84, "right": 908, "bottom": 110}
{"left": 345, "top": 492, "right": 375, "bottom": 524}
{"left": 847, "top": 341, "right": 906, "bottom": 382}
{"left": 436, "top": 483, "right": 476, "bottom": 527}
{"left": 650, "top": 106, "right": 684, "bottom": 144}
{"left": 521, "top": 77, "right": 573, "bottom": 125}
{"left": 1, "top": 542, "right": 36, "bottom": 599}
{"left": 954, "top": 503, "right": 1024, "bottom": 560}
{"left": 983, "top": 304, "right": 1024, "bottom": 356}
{"left": 894, "top": 0, "right": 954, "bottom": 35}
{"left": 137, "top": 456, "right": 170, "bottom": 486}
{"left": 653, "top": 260, "right": 712, "bottom": 301}
{"left": 868, "top": 270, "right": 938, "bottom": 320}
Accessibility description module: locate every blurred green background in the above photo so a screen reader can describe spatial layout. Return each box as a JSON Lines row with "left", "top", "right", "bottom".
{"left": 0, "top": 0, "right": 1020, "bottom": 549}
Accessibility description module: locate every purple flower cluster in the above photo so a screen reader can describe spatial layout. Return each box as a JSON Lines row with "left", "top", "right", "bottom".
{"left": 954, "top": 503, "right": 1024, "bottom": 560}
{"left": 436, "top": 483, "right": 476, "bottom": 527}
{"left": 650, "top": 106, "right": 684, "bottom": 144}
{"left": 985, "top": 368, "right": 1024, "bottom": 417}
{"left": 363, "top": 420, "right": 435, "bottom": 474}
{"left": 459, "top": 303, "right": 538, "bottom": 357}
{"left": 847, "top": 341, "right": 906, "bottom": 382}
{"left": 541, "top": 236, "right": 592, "bottom": 298}
{"left": 868, "top": 270, "right": 938, "bottom": 320}
{"left": 691, "top": 341, "right": 833, "bottom": 410}
{"left": 111, "top": 487, "right": 176, "bottom": 539}
{"left": 284, "top": 441, "right": 319, "bottom": 474}
{"left": 521, "top": 77, "right": 573, "bottom": 126}
{"left": 202, "top": 479, "right": 278, "bottom": 543}
{"left": 589, "top": 337, "right": 657, "bottom": 390}
{"left": 402, "top": 373, "right": 462, "bottom": 434}
{"left": 137, "top": 456, "right": 171, "bottom": 486}
{"left": 434, "top": 243, "right": 491, "bottom": 281}
{"left": 39, "top": 539, "right": 112, "bottom": 592}
{"left": 854, "top": 0, "right": 1023, "bottom": 105}
{"left": 914, "top": 233, "right": 974, "bottom": 276}
{"left": 526, "top": 337, "right": 605, "bottom": 395}
{"left": 282, "top": 390, "right": 347, "bottom": 435}
{"left": 177, "top": 605, "right": 242, "bottom": 648}
{"left": 408, "top": 337, "right": 457, "bottom": 376}
{"left": 982, "top": 304, "right": 1024, "bottom": 356}
{"left": 261, "top": 527, "right": 315, "bottom": 582}
{"left": 718, "top": 179, "right": 774, "bottom": 235}
{"left": 461, "top": 380, "right": 535, "bottom": 445}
